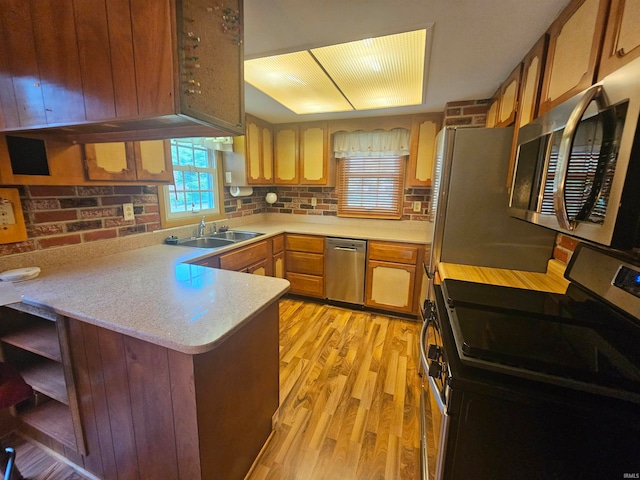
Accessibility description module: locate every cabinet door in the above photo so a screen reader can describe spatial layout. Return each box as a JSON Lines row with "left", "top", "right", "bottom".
{"left": 495, "top": 64, "right": 522, "bottom": 127}
{"left": 286, "top": 272, "right": 324, "bottom": 297}
{"left": 299, "top": 123, "right": 328, "bottom": 185}
{"left": 485, "top": 95, "right": 499, "bottom": 128}
{"left": 219, "top": 241, "right": 268, "bottom": 272}
{"left": 368, "top": 241, "right": 419, "bottom": 265}
{"left": 598, "top": 0, "right": 640, "bottom": 79}
{"left": 245, "top": 116, "right": 274, "bottom": 185}
{"left": 134, "top": 140, "right": 172, "bottom": 182}
{"left": 285, "top": 251, "right": 324, "bottom": 275}
{"left": 273, "top": 251, "right": 285, "bottom": 279}
{"left": 365, "top": 261, "right": 416, "bottom": 314}
{"left": 285, "top": 234, "right": 324, "bottom": 253}
{"left": 539, "top": 0, "right": 609, "bottom": 114}
{"left": 84, "top": 142, "right": 137, "bottom": 181}
{"left": 274, "top": 125, "right": 299, "bottom": 184}
{"left": 507, "top": 35, "right": 548, "bottom": 186}
{"left": 248, "top": 259, "right": 268, "bottom": 276}
{"left": 407, "top": 114, "right": 441, "bottom": 187}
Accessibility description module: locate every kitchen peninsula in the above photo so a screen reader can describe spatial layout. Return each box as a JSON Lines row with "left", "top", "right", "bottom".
{"left": 1, "top": 245, "right": 289, "bottom": 480}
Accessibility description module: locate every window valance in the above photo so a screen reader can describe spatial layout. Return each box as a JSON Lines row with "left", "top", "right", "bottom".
{"left": 333, "top": 128, "right": 410, "bottom": 158}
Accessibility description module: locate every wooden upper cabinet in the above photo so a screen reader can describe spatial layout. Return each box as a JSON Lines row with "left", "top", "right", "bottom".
{"left": 84, "top": 140, "right": 172, "bottom": 182}
{"left": 516, "top": 35, "right": 549, "bottom": 128}
{"left": 0, "top": 0, "right": 244, "bottom": 142}
{"left": 299, "top": 122, "right": 330, "bottom": 185}
{"left": 274, "top": 124, "right": 299, "bottom": 184}
{"left": 486, "top": 64, "right": 523, "bottom": 129}
{"left": 598, "top": 0, "right": 640, "bottom": 79}
{"left": 539, "top": 0, "right": 610, "bottom": 114}
{"left": 407, "top": 113, "right": 442, "bottom": 187}
{"left": 273, "top": 122, "right": 332, "bottom": 185}
{"left": 506, "top": 35, "right": 549, "bottom": 186}
{"left": 495, "top": 64, "right": 523, "bottom": 127}
{"left": 485, "top": 94, "right": 500, "bottom": 128}
{"left": 245, "top": 115, "right": 274, "bottom": 185}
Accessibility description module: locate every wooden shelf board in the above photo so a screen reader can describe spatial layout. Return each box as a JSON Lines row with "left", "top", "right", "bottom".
{"left": 1, "top": 323, "right": 62, "bottom": 362}
{"left": 20, "top": 361, "right": 68, "bottom": 405}
{"left": 19, "top": 400, "right": 77, "bottom": 451}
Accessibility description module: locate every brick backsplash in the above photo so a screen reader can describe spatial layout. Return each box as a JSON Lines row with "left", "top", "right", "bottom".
{"left": 264, "top": 186, "right": 431, "bottom": 221}
{"left": 444, "top": 99, "right": 490, "bottom": 127}
{"left": 0, "top": 185, "right": 161, "bottom": 256}
{"left": 1, "top": 184, "right": 431, "bottom": 256}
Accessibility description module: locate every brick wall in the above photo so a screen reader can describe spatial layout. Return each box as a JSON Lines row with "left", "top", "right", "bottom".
{"left": 264, "top": 186, "right": 431, "bottom": 221}
{"left": 1, "top": 183, "right": 431, "bottom": 256}
{"left": 553, "top": 233, "right": 580, "bottom": 264}
{"left": 444, "top": 99, "right": 490, "bottom": 127}
{"left": 1, "top": 185, "right": 161, "bottom": 256}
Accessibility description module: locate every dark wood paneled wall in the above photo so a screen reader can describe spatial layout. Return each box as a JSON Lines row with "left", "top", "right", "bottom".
{"left": 23, "top": 302, "right": 280, "bottom": 480}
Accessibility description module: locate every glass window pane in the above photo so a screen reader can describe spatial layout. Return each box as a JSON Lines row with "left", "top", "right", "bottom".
{"left": 199, "top": 172, "right": 212, "bottom": 190}
{"left": 201, "top": 191, "right": 214, "bottom": 209}
{"left": 194, "top": 148, "right": 209, "bottom": 168}
{"left": 184, "top": 171, "right": 198, "bottom": 190}
{"left": 173, "top": 170, "right": 184, "bottom": 190}
{"left": 178, "top": 147, "right": 194, "bottom": 166}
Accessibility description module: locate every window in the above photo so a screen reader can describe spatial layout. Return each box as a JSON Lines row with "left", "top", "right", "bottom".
{"left": 337, "top": 156, "right": 406, "bottom": 219}
{"left": 158, "top": 138, "right": 224, "bottom": 228}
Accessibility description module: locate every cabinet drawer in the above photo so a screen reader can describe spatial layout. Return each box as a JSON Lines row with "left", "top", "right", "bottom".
{"left": 272, "top": 234, "right": 284, "bottom": 254}
{"left": 286, "top": 272, "right": 324, "bottom": 297}
{"left": 219, "top": 241, "right": 268, "bottom": 272}
{"left": 285, "top": 251, "right": 324, "bottom": 275}
{"left": 192, "top": 255, "right": 221, "bottom": 269}
{"left": 285, "top": 234, "right": 324, "bottom": 253}
{"left": 368, "top": 241, "right": 419, "bottom": 265}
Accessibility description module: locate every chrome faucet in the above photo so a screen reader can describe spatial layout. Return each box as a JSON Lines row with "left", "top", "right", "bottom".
{"left": 212, "top": 222, "right": 218, "bottom": 234}
{"left": 197, "top": 215, "right": 206, "bottom": 237}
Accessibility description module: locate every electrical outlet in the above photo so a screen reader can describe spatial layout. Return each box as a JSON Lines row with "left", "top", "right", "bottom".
{"left": 225, "top": 172, "right": 232, "bottom": 183}
{"left": 311, "top": 197, "right": 317, "bottom": 207}
{"left": 413, "top": 201, "right": 421, "bottom": 212}
{"left": 123, "top": 203, "right": 135, "bottom": 221}
{"left": 237, "top": 199, "right": 242, "bottom": 209}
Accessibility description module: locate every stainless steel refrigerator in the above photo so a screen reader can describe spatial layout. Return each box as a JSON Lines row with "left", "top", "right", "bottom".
{"left": 428, "top": 126, "right": 557, "bottom": 277}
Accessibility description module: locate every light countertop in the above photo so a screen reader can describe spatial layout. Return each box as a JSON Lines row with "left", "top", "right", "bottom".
{"left": 1, "top": 215, "right": 430, "bottom": 355}
{"left": 8, "top": 245, "right": 289, "bottom": 355}
{"left": 438, "top": 259, "right": 569, "bottom": 293}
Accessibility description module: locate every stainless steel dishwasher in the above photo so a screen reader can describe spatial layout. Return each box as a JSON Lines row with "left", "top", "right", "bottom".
{"left": 325, "top": 237, "right": 367, "bottom": 305}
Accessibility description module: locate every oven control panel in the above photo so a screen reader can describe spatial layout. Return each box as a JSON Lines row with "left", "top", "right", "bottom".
{"left": 613, "top": 266, "right": 640, "bottom": 298}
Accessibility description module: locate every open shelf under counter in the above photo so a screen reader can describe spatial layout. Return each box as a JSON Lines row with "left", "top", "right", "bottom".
{"left": 1, "top": 321, "right": 62, "bottom": 362}
{"left": 19, "top": 359, "right": 68, "bottom": 405}
{"left": 18, "top": 400, "right": 78, "bottom": 451}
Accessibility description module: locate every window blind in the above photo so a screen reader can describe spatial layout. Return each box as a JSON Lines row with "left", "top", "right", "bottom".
{"left": 337, "top": 156, "right": 405, "bottom": 219}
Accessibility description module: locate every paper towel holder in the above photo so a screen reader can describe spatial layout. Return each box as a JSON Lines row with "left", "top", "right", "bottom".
{"left": 229, "top": 186, "right": 253, "bottom": 197}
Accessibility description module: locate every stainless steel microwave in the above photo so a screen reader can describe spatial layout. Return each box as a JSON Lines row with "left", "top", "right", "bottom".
{"left": 508, "top": 56, "right": 640, "bottom": 250}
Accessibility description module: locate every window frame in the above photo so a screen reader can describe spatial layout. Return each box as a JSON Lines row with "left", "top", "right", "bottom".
{"left": 158, "top": 139, "right": 226, "bottom": 229}
{"left": 336, "top": 155, "right": 406, "bottom": 220}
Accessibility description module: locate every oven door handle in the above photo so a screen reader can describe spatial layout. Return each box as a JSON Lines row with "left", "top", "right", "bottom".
{"left": 553, "top": 84, "right": 612, "bottom": 231}
{"left": 420, "top": 319, "right": 447, "bottom": 415}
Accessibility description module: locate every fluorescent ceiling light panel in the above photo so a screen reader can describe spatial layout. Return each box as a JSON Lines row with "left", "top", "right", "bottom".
{"left": 244, "top": 51, "right": 353, "bottom": 114}
{"left": 311, "top": 29, "right": 427, "bottom": 110}
{"left": 244, "top": 29, "right": 428, "bottom": 115}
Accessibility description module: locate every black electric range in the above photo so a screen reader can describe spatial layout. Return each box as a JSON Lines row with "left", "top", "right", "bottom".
{"left": 422, "top": 243, "right": 640, "bottom": 479}
{"left": 442, "top": 277, "right": 640, "bottom": 402}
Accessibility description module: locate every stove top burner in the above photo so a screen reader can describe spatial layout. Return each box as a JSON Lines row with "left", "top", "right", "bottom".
{"left": 442, "top": 279, "right": 640, "bottom": 400}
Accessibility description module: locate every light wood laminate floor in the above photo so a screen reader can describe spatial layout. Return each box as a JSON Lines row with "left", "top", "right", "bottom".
{"left": 247, "top": 298, "right": 422, "bottom": 480}
{"left": 4, "top": 298, "right": 423, "bottom": 480}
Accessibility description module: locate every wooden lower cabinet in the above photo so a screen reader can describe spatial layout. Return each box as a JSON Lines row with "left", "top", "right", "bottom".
{"left": 365, "top": 241, "right": 423, "bottom": 315}
{"left": 219, "top": 240, "right": 272, "bottom": 276}
{"left": 285, "top": 234, "right": 325, "bottom": 298}
{"left": 273, "top": 251, "right": 285, "bottom": 279}
{"left": 58, "top": 301, "right": 279, "bottom": 480}
{"left": 366, "top": 261, "right": 417, "bottom": 314}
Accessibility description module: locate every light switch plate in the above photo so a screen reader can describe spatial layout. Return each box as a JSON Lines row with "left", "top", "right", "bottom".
{"left": 413, "top": 201, "right": 421, "bottom": 212}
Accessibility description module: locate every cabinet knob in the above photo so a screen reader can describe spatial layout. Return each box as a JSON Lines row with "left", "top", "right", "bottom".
{"left": 617, "top": 47, "right": 626, "bottom": 57}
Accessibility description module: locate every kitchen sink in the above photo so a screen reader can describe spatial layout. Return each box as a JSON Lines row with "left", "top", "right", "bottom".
{"left": 171, "top": 230, "right": 264, "bottom": 249}
{"left": 209, "top": 231, "right": 264, "bottom": 242}
{"left": 177, "top": 237, "right": 235, "bottom": 249}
